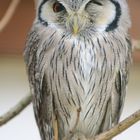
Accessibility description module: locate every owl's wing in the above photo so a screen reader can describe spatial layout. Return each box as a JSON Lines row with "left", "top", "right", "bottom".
{"left": 112, "top": 40, "right": 132, "bottom": 125}
{"left": 112, "top": 70, "right": 128, "bottom": 124}
{"left": 24, "top": 28, "right": 54, "bottom": 140}
{"left": 100, "top": 69, "right": 130, "bottom": 132}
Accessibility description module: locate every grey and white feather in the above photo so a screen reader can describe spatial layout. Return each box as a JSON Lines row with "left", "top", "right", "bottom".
{"left": 24, "top": 0, "right": 132, "bottom": 139}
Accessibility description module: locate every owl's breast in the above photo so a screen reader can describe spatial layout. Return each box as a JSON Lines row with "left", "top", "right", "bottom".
{"left": 44, "top": 38, "right": 120, "bottom": 137}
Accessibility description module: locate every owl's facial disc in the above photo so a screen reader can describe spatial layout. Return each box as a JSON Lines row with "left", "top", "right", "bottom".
{"left": 38, "top": 0, "right": 123, "bottom": 35}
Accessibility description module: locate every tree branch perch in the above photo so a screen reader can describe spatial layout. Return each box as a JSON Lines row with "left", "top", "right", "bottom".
{"left": 92, "top": 109, "right": 140, "bottom": 140}
{"left": 0, "top": 0, "right": 20, "bottom": 32}
{"left": 0, "top": 94, "right": 32, "bottom": 126}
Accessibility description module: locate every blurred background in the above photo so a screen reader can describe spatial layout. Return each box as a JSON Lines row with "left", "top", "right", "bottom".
{"left": 0, "top": 0, "right": 140, "bottom": 140}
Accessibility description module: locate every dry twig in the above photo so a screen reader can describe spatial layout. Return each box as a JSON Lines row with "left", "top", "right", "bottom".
{"left": 0, "top": 94, "right": 32, "bottom": 126}
{"left": 0, "top": 0, "right": 20, "bottom": 32}
{"left": 90, "top": 109, "right": 140, "bottom": 140}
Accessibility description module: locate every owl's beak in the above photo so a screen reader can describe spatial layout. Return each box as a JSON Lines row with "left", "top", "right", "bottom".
{"left": 67, "top": 13, "right": 86, "bottom": 35}
{"left": 73, "top": 16, "right": 79, "bottom": 35}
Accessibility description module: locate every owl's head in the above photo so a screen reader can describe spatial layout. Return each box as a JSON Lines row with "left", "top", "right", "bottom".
{"left": 35, "top": 0, "right": 131, "bottom": 35}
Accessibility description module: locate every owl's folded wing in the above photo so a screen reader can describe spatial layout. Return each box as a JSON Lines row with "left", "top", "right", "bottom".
{"left": 24, "top": 29, "right": 54, "bottom": 140}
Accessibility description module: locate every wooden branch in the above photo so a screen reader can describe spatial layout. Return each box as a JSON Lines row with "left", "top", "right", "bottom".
{"left": 0, "top": 94, "right": 32, "bottom": 126}
{"left": 90, "top": 109, "right": 140, "bottom": 140}
{"left": 0, "top": 0, "right": 20, "bottom": 32}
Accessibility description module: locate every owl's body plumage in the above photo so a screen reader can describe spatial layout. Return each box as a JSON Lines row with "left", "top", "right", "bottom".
{"left": 24, "top": 0, "right": 132, "bottom": 139}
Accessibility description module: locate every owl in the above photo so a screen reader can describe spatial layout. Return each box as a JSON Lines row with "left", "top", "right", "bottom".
{"left": 24, "top": 0, "right": 132, "bottom": 139}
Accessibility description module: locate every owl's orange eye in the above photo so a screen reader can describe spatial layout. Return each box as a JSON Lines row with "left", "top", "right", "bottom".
{"left": 53, "top": 2, "right": 65, "bottom": 13}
